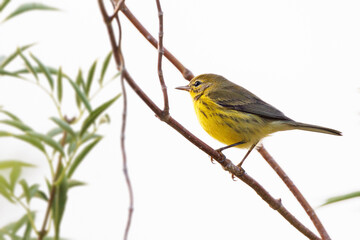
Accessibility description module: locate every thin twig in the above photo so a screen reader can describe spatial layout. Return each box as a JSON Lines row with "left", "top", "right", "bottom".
{"left": 155, "top": 0, "right": 169, "bottom": 115}
{"left": 120, "top": 74, "right": 133, "bottom": 240}
{"left": 98, "top": 1, "right": 323, "bottom": 239}
{"left": 100, "top": 1, "right": 133, "bottom": 239}
{"left": 257, "top": 145, "right": 330, "bottom": 240}
{"left": 118, "top": 4, "right": 331, "bottom": 240}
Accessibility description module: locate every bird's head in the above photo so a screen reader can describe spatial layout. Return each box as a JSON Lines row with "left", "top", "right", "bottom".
{"left": 176, "top": 74, "right": 223, "bottom": 100}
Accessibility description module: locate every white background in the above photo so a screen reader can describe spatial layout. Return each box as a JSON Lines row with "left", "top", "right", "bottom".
{"left": 0, "top": 0, "right": 359, "bottom": 239}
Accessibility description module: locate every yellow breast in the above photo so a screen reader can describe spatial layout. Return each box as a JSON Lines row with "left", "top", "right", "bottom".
{"left": 193, "top": 96, "right": 273, "bottom": 149}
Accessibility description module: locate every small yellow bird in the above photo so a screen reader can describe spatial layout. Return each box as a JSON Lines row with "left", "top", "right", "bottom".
{"left": 176, "top": 74, "right": 341, "bottom": 166}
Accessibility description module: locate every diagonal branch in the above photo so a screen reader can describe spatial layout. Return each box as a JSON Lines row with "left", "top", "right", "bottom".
{"left": 258, "top": 145, "right": 330, "bottom": 240}
{"left": 120, "top": 4, "right": 194, "bottom": 81}
{"left": 98, "top": 1, "right": 325, "bottom": 239}
{"left": 117, "top": 4, "right": 331, "bottom": 240}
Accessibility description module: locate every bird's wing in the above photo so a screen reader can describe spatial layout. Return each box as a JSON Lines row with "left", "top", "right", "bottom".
{"left": 208, "top": 85, "right": 292, "bottom": 121}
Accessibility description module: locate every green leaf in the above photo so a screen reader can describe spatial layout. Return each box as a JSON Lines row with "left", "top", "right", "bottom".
{"left": 0, "top": 160, "right": 34, "bottom": 170}
{"left": 46, "top": 127, "right": 63, "bottom": 138}
{"left": 322, "top": 191, "right": 360, "bottom": 206}
{"left": 68, "top": 179, "right": 86, "bottom": 188}
{"left": 19, "top": 179, "right": 29, "bottom": 200}
{"left": 0, "top": 119, "right": 32, "bottom": 131}
{"left": 0, "top": 130, "right": 11, "bottom": 137}
{"left": 0, "top": 109, "right": 21, "bottom": 121}
{"left": 85, "top": 60, "right": 97, "bottom": 96}
{"left": 34, "top": 189, "right": 48, "bottom": 201}
{"left": 0, "top": 175, "right": 10, "bottom": 190}
{"left": 52, "top": 175, "right": 68, "bottom": 239}
{"left": 0, "top": 69, "right": 22, "bottom": 78}
{"left": 76, "top": 69, "right": 85, "bottom": 90}
{"left": 56, "top": 67, "right": 63, "bottom": 103}
{"left": 30, "top": 53, "right": 54, "bottom": 90}
{"left": 0, "top": 185, "right": 14, "bottom": 202}
{"left": 50, "top": 117, "right": 76, "bottom": 137}
{"left": 80, "top": 94, "right": 120, "bottom": 136}
{"left": 0, "top": 44, "right": 34, "bottom": 69}
{"left": 13, "top": 134, "right": 46, "bottom": 153}
{"left": 67, "top": 78, "right": 92, "bottom": 112}
{"left": 17, "top": 48, "right": 38, "bottom": 80}
{"left": 22, "top": 220, "right": 32, "bottom": 240}
{"left": 99, "top": 52, "right": 112, "bottom": 86}
{"left": 9, "top": 166, "right": 21, "bottom": 192}
{"left": 0, "top": 0, "right": 10, "bottom": 12}
{"left": 67, "top": 137, "right": 102, "bottom": 178}
{"left": 27, "top": 132, "right": 65, "bottom": 156}
{"left": 2, "top": 3, "right": 59, "bottom": 22}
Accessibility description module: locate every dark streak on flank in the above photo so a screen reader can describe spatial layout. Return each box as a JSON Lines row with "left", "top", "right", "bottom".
{"left": 200, "top": 110, "right": 208, "bottom": 119}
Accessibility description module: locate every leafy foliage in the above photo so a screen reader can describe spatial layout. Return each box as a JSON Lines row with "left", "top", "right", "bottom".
{"left": 0, "top": 2, "right": 120, "bottom": 239}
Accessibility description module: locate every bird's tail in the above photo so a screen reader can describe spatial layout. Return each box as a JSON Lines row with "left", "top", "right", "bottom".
{"left": 286, "top": 121, "right": 342, "bottom": 136}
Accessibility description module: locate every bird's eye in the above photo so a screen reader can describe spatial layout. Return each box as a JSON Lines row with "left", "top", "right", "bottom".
{"left": 194, "top": 81, "right": 202, "bottom": 87}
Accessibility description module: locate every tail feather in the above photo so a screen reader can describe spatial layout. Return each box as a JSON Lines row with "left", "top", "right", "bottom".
{"left": 287, "top": 121, "right": 342, "bottom": 136}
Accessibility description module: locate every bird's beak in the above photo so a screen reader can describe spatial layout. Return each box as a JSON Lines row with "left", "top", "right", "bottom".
{"left": 175, "top": 85, "right": 190, "bottom": 92}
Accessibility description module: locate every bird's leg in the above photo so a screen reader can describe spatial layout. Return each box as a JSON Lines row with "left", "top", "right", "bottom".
{"left": 210, "top": 141, "right": 245, "bottom": 163}
{"left": 237, "top": 141, "right": 258, "bottom": 167}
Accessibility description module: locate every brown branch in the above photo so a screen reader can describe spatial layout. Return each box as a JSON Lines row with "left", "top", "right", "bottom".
{"left": 155, "top": 0, "right": 169, "bottom": 115}
{"left": 118, "top": 4, "right": 332, "bottom": 240}
{"left": 98, "top": 1, "right": 325, "bottom": 239}
{"left": 122, "top": 69, "right": 321, "bottom": 240}
{"left": 120, "top": 4, "right": 194, "bottom": 81}
{"left": 257, "top": 145, "right": 330, "bottom": 240}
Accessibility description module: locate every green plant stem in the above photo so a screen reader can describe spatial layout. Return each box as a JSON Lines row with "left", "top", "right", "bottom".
{"left": 12, "top": 195, "right": 38, "bottom": 234}
{"left": 38, "top": 131, "right": 67, "bottom": 240}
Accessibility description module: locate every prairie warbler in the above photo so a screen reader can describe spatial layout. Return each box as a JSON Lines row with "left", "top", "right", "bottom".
{"left": 176, "top": 74, "right": 341, "bottom": 166}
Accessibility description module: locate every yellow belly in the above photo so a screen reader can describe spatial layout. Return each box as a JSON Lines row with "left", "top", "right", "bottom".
{"left": 194, "top": 98, "right": 274, "bottom": 149}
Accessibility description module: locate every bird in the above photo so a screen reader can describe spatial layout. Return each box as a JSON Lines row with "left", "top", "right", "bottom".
{"left": 176, "top": 73, "right": 341, "bottom": 166}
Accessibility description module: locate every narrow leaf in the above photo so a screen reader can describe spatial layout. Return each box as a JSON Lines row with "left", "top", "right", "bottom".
{"left": 9, "top": 166, "right": 21, "bottom": 192}
{"left": 3, "top": 3, "right": 59, "bottom": 22}
{"left": 0, "top": 175, "right": 10, "bottom": 190}
{"left": 19, "top": 179, "right": 30, "bottom": 202}
{"left": 0, "top": 186, "right": 14, "bottom": 202}
{"left": 46, "top": 127, "right": 63, "bottom": 138}
{"left": 0, "top": 0, "right": 10, "bottom": 12}
{"left": 0, "top": 69, "right": 22, "bottom": 78}
{"left": 0, "top": 160, "right": 34, "bottom": 170}
{"left": 27, "top": 132, "right": 65, "bottom": 156}
{"left": 67, "top": 78, "right": 92, "bottom": 112}
{"left": 68, "top": 179, "right": 86, "bottom": 188}
{"left": 0, "top": 44, "right": 34, "bottom": 69}
{"left": 52, "top": 175, "right": 68, "bottom": 239}
{"left": 30, "top": 53, "right": 54, "bottom": 90}
{"left": 85, "top": 60, "right": 97, "bottom": 95}
{"left": 76, "top": 69, "right": 85, "bottom": 90}
{"left": 0, "top": 109, "right": 21, "bottom": 121}
{"left": 17, "top": 48, "right": 38, "bottom": 80}
{"left": 0, "top": 119, "right": 32, "bottom": 131}
{"left": 56, "top": 67, "right": 63, "bottom": 103}
{"left": 50, "top": 117, "right": 76, "bottom": 137}
{"left": 67, "top": 137, "right": 102, "bottom": 178}
{"left": 0, "top": 130, "right": 11, "bottom": 137}
{"left": 13, "top": 134, "right": 46, "bottom": 153}
{"left": 99, "top": 52, "right": 112, "bottom": 86}
{"left": 80, "top": 94, "right": 120, "bottom": 136}
{"left": 322, "top": 191, "right": 360, "bottom": 206}
{"left": 35, "top": 189, "right": 48, "bottom": 201}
